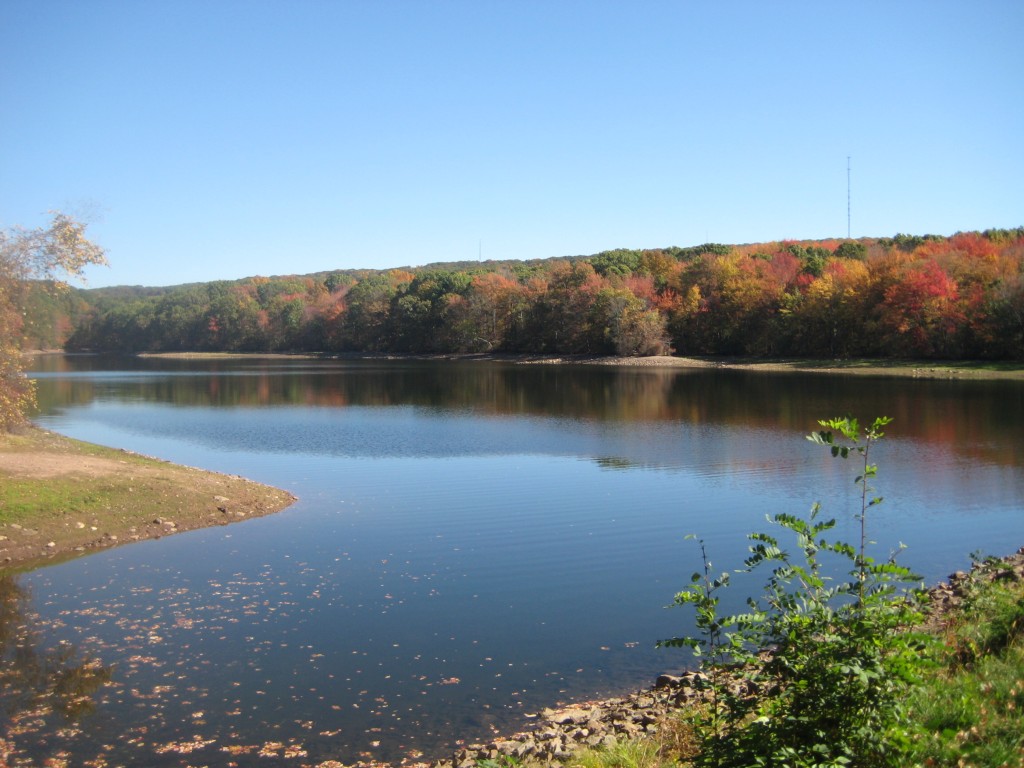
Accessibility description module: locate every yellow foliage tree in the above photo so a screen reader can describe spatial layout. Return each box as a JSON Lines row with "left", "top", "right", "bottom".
{"left": 0, "top": 212, "right": 107, "bottom": 430}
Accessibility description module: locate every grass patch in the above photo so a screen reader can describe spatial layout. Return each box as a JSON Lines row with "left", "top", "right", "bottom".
{"left": 569, "top": 739, "right": 666, "bottom": 768}
{"left": 905, "top": 565, "right": 1024, "bottom": 767}
{"left": 1, "top": 477, "right": 116, "bottom": 523}
{"left": 1, "top": 426, "right": 295, "bottom": 569}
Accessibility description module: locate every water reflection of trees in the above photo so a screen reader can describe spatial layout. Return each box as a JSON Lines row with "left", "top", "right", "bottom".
{"left": 30, "top": 358, "right": 1024, "bottom": 468}
{"left": 1, "top": 572, "right": 112, "bottom": 751}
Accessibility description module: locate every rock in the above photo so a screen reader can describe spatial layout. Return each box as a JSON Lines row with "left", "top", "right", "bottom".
{"left": 634, "top": 693, "right": 655, "bottom": 708}
{"left": 551, "top": 707, "right": 590, "bottom": 725}
{"left": 655, "top": 673, "right": 682, "bottom": 688}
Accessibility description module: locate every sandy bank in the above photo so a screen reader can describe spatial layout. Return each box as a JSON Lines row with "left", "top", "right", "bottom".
{"left": 0, "top": 426, "right": 296, "bottom": 571}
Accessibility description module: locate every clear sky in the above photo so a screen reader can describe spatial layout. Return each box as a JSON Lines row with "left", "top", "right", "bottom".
{"left": 2, "top": 1, "right": 1022, "bottom": 288}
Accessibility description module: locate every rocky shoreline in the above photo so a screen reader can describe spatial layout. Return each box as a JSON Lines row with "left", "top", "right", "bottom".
{"left": 435, "top": 673, "right": 705, "bottom": 768}
{"left": 426, "top": 548, "right": 1024, "bottom": 768}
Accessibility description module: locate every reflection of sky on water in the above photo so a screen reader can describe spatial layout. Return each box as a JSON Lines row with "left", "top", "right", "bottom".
{"left": 53, "top": 399, "right": 788, "bottom": 469}
{"left": 9, "top": 359, "right": 1023, "bottom": 766}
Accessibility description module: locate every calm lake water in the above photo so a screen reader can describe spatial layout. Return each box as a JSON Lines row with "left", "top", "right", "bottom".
{"left": 6, "top": 355, "right": 1024, "bottom": 766}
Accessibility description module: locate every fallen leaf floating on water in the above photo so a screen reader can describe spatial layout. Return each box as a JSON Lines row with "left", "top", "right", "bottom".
{"left": 220, "top": 744, "right": 257, "bottom": 755}
{"left": 153, "top": 736, "right": 216, "bottom": 754}
{"left": 258, "top": 741, "right": 286, "bottom": 757}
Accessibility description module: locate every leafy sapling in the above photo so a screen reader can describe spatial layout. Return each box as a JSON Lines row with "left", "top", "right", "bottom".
{"left": 658, "top": 536, "right": 763, "bottom": 743}
{"left": 663, "top": 418, "right": 929, "bottom": 768}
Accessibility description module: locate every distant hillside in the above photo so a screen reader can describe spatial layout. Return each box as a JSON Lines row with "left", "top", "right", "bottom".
{"left": 22, "top": 228, "right": 1022, "bottom": 360}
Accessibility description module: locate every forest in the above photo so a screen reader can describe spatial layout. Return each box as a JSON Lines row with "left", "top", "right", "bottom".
{"left": 23, "top": 228, "right": 1024, "bottom": 360}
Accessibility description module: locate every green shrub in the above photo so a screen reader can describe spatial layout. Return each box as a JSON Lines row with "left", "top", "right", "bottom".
{"left": 661, "top": 417, "right": 932, "bottom": 767}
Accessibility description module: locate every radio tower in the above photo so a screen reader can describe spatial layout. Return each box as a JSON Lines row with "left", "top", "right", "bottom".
{"left": 847, "top": 156, "right": 851, "bottom": 238}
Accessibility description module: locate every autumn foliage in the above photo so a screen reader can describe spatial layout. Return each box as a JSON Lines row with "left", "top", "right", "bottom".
{"left": 2, "top": 213, "right": 107, "bottom": 430}
{"left": 45, "top": 228, "right": 1024, "bottom": 361}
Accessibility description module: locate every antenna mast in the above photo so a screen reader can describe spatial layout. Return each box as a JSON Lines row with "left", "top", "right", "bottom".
{"left": 847, "top": 156, "right": 851, "bottom": 239}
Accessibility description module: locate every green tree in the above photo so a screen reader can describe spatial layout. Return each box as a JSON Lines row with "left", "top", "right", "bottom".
{"left": 590, "top": 287, "right": 671, "bottom": 355}
{"left": 835, "top": 241, "right": 867, "bottom": 261}
{"left": 589, "top": 248, "right": 642, "bottom": 277}
{"left": 341, "top": 271, "right": 411, "bottom": 350}
{"left": 1, "top": 212, "right": 106, "bottom": 430}
{"left": 533, "top": 261, "right": 606, "bottom": 353}
{"left": 787, "top": 243, "right": 831, "bottom": 277}
{"left": 390, "top": 270, "right": 472, "bottom": 352}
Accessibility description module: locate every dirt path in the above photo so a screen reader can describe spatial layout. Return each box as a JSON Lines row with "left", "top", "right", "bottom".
{"left": 0, "top": 426, "right": 295, "bottom": 570}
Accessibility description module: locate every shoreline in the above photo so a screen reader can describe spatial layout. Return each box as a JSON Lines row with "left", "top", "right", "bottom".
{"left": 123, "top": 350, "right": 1024, "bottom": 380}
{"left": 0, "top": 426, "right": 296, "bottom": 571}
{"left": 4, "top": 418, "right": 1024, "bottom": 765}
{"left": 429, "top": 547, "right": 1024, "bottom": 768}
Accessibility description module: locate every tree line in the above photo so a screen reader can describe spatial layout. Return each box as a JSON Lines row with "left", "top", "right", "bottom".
{"left": 44, "top": 229, "right": 1022, "bottom": 361}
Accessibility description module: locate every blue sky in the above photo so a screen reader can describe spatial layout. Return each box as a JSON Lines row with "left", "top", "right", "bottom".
{"left": 2, "top": 1, "right": 1022, "bottom": 288}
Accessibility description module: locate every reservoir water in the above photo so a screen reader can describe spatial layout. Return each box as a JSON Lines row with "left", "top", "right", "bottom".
{"left": 5, "top": 355, "right": 1023, "bottom": 766}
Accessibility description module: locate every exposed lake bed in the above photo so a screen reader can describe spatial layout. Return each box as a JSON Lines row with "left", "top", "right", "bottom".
{"left": 3, "top": 355, "right": 1022, "bottom": 766}
{"left": 0, "top": 426, "right": 296, "bottom": 569}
